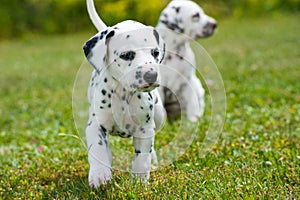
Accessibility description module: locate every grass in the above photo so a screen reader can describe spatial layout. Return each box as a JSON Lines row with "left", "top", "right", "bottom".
{"left": 1, "top": 14, "right": 300, "bottom": 199}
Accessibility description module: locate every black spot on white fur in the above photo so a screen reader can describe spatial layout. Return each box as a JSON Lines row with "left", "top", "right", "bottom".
{"left": 105, "top": 30, "right": 115, "bottom": 45}
{"left": 100, "top": 125, "right": 107, "bottom": 133}
{"left": 99, "top": 30, "right": 108, "bottom": 40}
{"left": 87, "top": 121, "right": 92, "bottom": 126}
{"left": 135, "top": 149, "right": 141, "bottom": 156}
{"left": 151, "top": 48, "right": 160, "bottom": 59}
{"left": 160, "top": 19, "right": 184, "bottom": 33}
{"left": 119, "top": 51, "right": 136, "bottom": 61}
{"left": 192, "top": 13, "right": 200, "bottom": 22}
{"left": 146, "top": 114, "right": 151, "bottom": 123}
{"left": 172, "top": 6, "right": 180, "bottom": 13}
{"left": 153, "top": 29, "right": 160, "bottom": 44}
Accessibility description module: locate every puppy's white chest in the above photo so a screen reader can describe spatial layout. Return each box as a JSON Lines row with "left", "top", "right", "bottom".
{"left": 111, "top": 92, "right": 155, "bottom": 135}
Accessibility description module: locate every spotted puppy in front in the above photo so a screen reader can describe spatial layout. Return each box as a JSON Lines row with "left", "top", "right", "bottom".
{"left": 83, "top": 20, "right": 166, "bottom": 188}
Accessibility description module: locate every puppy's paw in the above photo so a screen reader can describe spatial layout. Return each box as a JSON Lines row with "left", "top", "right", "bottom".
{"left": 88, "top": 165, "right": 112, "bottom": 188}
{"left": 132, "top": 153, "right": 151, "bottom": 183}
{"left": 151, "top": 150, "right": 158, "bottom": 165}
{"left": 132, "top": 172, "right": 150, "bottom": 184}
{"left": 187, "top": 109, "right": 203, "bottom": 122}
{"left": 187, "top": 115, "right": 199, "bottom": 122}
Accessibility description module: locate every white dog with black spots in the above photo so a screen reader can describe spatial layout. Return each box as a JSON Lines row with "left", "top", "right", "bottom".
{"left": 84, "top": 0, "right": 166, "bottom": 188}
{"left": 156, "top": 0, "right": 217, "bottom": 122}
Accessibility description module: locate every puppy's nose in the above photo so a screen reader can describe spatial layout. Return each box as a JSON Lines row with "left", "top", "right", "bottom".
{"left": 143, "top": 71, "right": 158, "bottom": 84}
{"left": 210, "top": 22, "right": 217, "bottom": 30}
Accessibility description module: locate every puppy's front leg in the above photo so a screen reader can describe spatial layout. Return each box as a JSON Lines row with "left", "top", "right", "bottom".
{"left": 132, "top": 130, "right": 154, "bottom": 182}
{"left": 184, "top": 76, "right": 205, "bottom": 122}
{"left": 86, "top": 120, "right": 112, "bottom": 188}
{"left": 190, "top": 75, "right": 205, "bottom": 117}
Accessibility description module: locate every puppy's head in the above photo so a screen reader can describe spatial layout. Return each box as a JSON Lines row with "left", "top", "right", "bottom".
{"left": 84, "top": 20, "right": 166, "bottom": 92}
{"left": 159, "top": 0, "right": 217, "bottom": 39}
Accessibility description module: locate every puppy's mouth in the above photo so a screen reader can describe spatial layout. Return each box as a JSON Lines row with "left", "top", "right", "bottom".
{"left": 138, "top": 83, "right": 160, "bottom": 92}
{"left": 196, "top": 30, "right": 215, "bottom": 39}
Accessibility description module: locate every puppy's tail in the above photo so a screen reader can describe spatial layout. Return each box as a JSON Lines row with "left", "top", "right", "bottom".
{"left": 87, "top": 0, "right": 107, "bottom": 31}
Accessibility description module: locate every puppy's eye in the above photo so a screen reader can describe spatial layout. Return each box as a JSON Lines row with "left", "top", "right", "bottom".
{"left": 151, "top": 48, "right": 160, "bottom": 58}
{"left": 192, "top": 13, "right": 200, "bottom": 22}
{"left": 119, "top": 51, "right": 136, "bottom": 61}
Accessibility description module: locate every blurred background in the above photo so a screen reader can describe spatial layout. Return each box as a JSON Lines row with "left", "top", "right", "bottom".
{"left": 1, "top": 0, "right": 299, "bottom": 39}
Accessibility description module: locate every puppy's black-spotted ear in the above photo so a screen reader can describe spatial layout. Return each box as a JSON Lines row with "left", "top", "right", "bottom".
{"left": 83, "top": 36, "right": 99, "bottom": 58}
{"left": 83, "top": 29, "right": 111, "bottom": 71}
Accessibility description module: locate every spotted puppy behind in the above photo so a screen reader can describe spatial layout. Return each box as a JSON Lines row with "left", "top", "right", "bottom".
{"left": 157, "top": 0, "right": 217, "bottom": 122}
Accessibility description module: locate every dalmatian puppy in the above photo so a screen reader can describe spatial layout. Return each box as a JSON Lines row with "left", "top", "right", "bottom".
{"left": 84, "top": 0, "right": 166, "bottom": 188}
{"left": 156, "top": 0, "right": 217, "bottom": 122}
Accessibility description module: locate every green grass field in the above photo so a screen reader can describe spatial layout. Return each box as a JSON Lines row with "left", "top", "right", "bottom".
{"left": 0, "top": 14, "right": 299, "bottom": 199}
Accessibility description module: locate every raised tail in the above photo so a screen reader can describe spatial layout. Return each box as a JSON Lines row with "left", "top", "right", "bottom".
{"left": 87, "top": 0, "right": 107, "bottom": 31}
